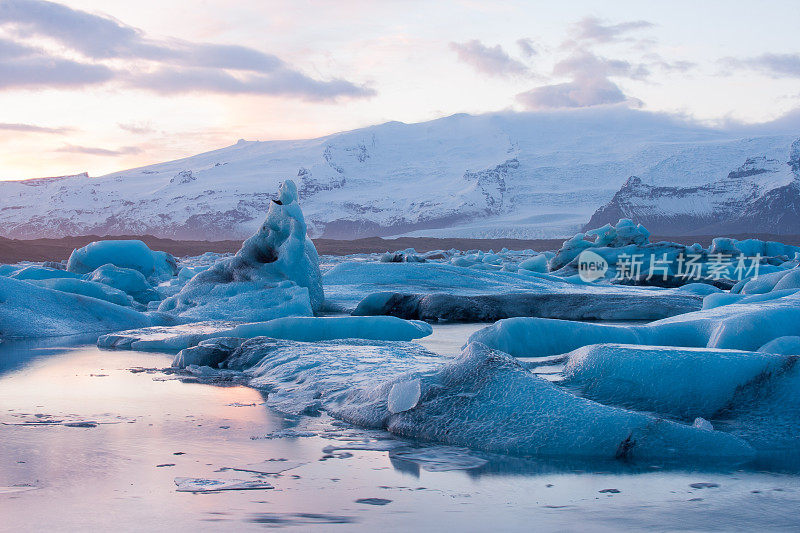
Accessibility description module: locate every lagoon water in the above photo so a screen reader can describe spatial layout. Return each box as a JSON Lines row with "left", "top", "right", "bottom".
{"left": 1, "top": 328, "right": 799, "bottom": 532}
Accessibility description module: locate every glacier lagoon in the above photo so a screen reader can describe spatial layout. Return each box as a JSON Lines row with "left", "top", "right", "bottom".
{"left": 3, "top": 183, "right": 800, "bottom": 530}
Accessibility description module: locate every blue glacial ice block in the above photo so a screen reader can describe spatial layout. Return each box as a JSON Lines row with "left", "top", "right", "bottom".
{"left": 0, "top": 275, "right": 155, "bottom": 339}
{"left": 157, "top": 180, "right": 323, "bottom": 322}
{"left": 561, "top": 343, "right": 794, "bottom": 419}
{"left": 334, "top": 343, "right": 754, "bottom": 460}
{"left": 67, "top": 239, "right": 177, "bottom": 280}
{"left": 470, "top": 290, "right": 800, "bottom": 357}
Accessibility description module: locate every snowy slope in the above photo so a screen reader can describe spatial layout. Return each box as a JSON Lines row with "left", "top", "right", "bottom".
{"left": 587, "top": 139, "right": 800, "bottom": 235}
{"left": 0, "top": 108, "right": 796, "bottom": 240}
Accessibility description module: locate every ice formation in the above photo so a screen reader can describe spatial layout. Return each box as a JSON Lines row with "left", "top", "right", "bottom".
{"left": 185, "top": 337, "right": 753, "bottom": 460}
{"left": 67, "top": 239, "right": 177, "bottom": 280}
{"left": 158, "top": 180, "right": 323, "bottom": 321}
{"left": 328, "top": 261, "right": 704, "bottom": 321}
{"left": 549, "top": 219, "right": 795, "bottom": 287}
{"left": 352, "top": 290, "right": 702, "bottom": 321}
{"left": 470, "top": 291, "right": 800, "bottom": 357}
{"left": 560, "top": 343, "right": 794, "bottom": 419}
{"left": 0, "top": 275, "right": 156, "bottom": 338}
{"left": 98, "top": 316, "right": 432, "bottom": 355}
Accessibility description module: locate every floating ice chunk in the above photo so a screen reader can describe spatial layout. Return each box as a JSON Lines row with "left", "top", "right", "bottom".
{"left": 99, "top": 316, "right": 433, "bottom": 355}
{"left": 561, "top": 343, "right": 792, "bottom": 419}
{"left": 338, "top": 343, "right": 753, "bottom": 460}
{"left": 67, "top": 240, "right": 177, "bottom": 280}
{"left": 694, "top": 418, "right": 714, "bottom": 431}
{"left": 758, "top": 336, "right": 800, "bottom": 355}
{"left": 518, "top": 254, "right": 548, "bottom": 273}
{"left": 388, "top": 379, "right": 421, "bottom": 413}
{"left": 352, "top": 291, "right": 702, "bottom": 322}
{"left": 229, "top": 460, "right": 307, "bottom": 474}
{"left": 27, "top": 278, "right": 135, "bottom": 307}
{"left": 174, "top": 477, "right": 273, "bottom": 492}
{"left": 471, "top": 290, "right": 800, "bottom": 357}
{"left": 0, "top": 275, "right": 156, "bottom": 339}
{"left": 8, "top": 265, "right": 80, "bottom": 281}
{"left": 158, "top": 180, "right": 322, "bottom": 321}
{"left": 87, "top": 264, "right": 160, "bottom": 304}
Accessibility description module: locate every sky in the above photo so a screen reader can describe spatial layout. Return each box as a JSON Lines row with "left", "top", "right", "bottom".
{"left": 0, "top": 0, "right": 799, "bottom": 180}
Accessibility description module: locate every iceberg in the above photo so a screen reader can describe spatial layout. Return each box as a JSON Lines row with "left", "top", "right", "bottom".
{"left": 206, "top": 338, "right": 752, "bottom": 460}
{"left": 86, "top": 264, "right": 160, "bottom": 304}
{"left": 67, "top": 239, "right": 177, "bottom": 280}
{"left": 328, "top": 261, "right": 703, "bottom": 321}
{"left": 157, "top": 180, "right": 323, "bottom": 321}
{"left": 0, "top": 275, "right": 156, "bottom": 338}
{"left": 352, "top": 290, "right": 702, "bottom": 322}
{"left": 560, "top": 343, "right": 793, "bottom": 419}
{"left": 98, "top": 315, "right": 432, "bottom": 355}
{"left": 470, "top": 290, "right": 800, "bottom": 357}
{"left": 27, "top": 278, "right": 135, "bottom": 308}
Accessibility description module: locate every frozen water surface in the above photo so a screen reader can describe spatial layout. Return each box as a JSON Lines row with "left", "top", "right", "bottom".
{"left": 2, "top": 334, "right": 800, "bottom": 532}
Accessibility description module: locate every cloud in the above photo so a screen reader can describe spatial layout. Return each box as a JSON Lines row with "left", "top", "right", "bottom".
{"left": 554, "top": 51, "right": 649, "bottom": 80}
{"left": 124, "top": 67, "right": 375, "bottom": 100}
{"left": 721, "top": 53, "right": 800, "bottom": 78}
{"left": 517, "top": 50, "right": 646, "bottom": 110}
{"left": 0, "top": 0, "right": 374, "bottom": 100}
{"left": 450, "top": 39, "right": 529, "bottom": 77}
{"left": 0, "top": 36, "right": 114, "bottom": 89}
{"left": 118, "top": 122, "right": 154, "bottom": 135}
{"left": 515, "top": 16, "right": 662, "bottom": 111}
{"left": 517, "top": 77, "right": 631, "bottom": 109}
{"left": 0, "top": 122, "right": 72, "bottom": 133}
{"left": 516, "top": 38, "right": 537, "bottom": 58}
{"left": 57, "top": 144, "right": 142, "bottom": 156}
{"left": 571, "top": 16, "right": 654, "bottom": 44}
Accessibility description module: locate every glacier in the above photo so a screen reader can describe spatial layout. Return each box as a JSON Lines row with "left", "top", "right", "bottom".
{"left": 1, "top": 109, "right": 799, "bottom": 240}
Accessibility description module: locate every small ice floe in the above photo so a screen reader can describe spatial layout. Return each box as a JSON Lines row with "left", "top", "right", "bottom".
{"left": 174, "top": 477, "right": 273, "bottom": 492}
{"left": 389, "top": 446, "right": 488, "bottom": 472}
{"left": 322, "top": 440, "right": 408, "bottom": 454}
{"left": 388, "top": 379, "right": 421, "bottom": 414}
{"left": 252, "top": 429, "right": 317, "bottom": 440}
{"left": 229, "top": 459, "right": 307, "bottom": 475}
{"left": 355, "top": 498, "right": 392, "bottom": 506}
{"left": 693, "top": 417, "right": 714, "bottom": 431}
{"left": 690, "top": 482, "right": 720, "bottom": 489}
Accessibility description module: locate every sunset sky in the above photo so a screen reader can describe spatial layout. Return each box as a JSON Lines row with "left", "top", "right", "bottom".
{"left": 1, "top": 0, "right": 798, "bottom": 180}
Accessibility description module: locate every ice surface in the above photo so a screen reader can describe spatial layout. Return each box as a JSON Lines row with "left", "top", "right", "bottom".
{"left": 328, "top": 261, "right": 703, "bottom": 320}
{"left": 174, "top": 477, "right": 273, "bottom": 492}
{"left": 758, "top": 336, "right": 800, "bottom": 355}
{"left": 27, "top": 278, "right": 135, "bottom": 307}
{"left": 86, "top": 264, "right": 160, "bottom": 304}
{"left": 7, "top": 265, "right": 80, "bottom": 281}
{"left": 0, "top": 275, "right": 157, "bottom": 338}
{"left": 550, "top": 219, "right": 794, "bottom": 287}
{"left": 197, "top": 337, "right": 752, "bottom": 460}
{"left": 471, "top": 291, "right": 800, "bottom": 357}
{"left": 387, "top": 379, "right": 422, "bottom": 413}
{"left": 98, "top": 316, "right": 432, "bottom": 355}
{"left": 67, "top": 240, "right": 177, "bottom": 280}
{"left": 352, "top": 290, "right": 702, "bottom": 322}
{"left": 561, "top": 343, "right": 793, "bottom": 419}
{"left": 229, "top": 460, "right": 307, "bottom": 475}
{"left": 157, "top": 180, "right": 323, "bottom": 321}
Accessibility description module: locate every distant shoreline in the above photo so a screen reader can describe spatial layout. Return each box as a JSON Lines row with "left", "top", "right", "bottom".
{"left": 3, "top": 233, "right": 800, "bottom": 263}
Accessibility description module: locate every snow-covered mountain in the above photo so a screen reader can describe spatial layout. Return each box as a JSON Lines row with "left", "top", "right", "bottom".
{"left": 0, "top": 108, "right": 797, "bottom": 240}
{"left": 587, "top": 138, "right": 800, "bottom": 235}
